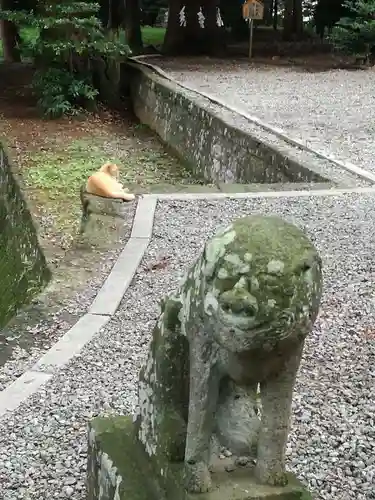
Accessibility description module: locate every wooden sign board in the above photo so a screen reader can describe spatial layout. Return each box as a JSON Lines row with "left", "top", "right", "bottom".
{"left": 242, "top": 0, "right": 264, "bottom": 20}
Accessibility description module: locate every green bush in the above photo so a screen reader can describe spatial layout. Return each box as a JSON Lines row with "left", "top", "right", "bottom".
{"left": 0, "top": 1, "right": 130, "bottom": 117}
{"left": 32, "top": 67, "right": 99, "bottom": 118}
{"left": 330, "top": 0, "right": 375, "bottom": 63}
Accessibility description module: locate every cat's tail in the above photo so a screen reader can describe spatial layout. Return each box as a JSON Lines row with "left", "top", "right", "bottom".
{"left": 80, "top": 184, "right": 89, "bottom": 209}
{"left": 79, "top": 184, "right": 91, "bottom": 234}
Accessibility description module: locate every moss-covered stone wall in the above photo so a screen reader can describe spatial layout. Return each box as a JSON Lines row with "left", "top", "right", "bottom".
{"left": 0, "top": 144, "right": 51, "bottom": 328}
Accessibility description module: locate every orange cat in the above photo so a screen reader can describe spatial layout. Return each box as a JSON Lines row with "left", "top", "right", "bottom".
{"left": 85, "top": 163, "right": 135, "bottom": 202}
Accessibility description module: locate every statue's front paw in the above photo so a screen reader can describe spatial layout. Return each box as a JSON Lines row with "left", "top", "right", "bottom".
{"left": 235, "top": 456, "right": 255, "bottom": 467}
{"left": 254, "top": 461, "right": 288, "bottom": 487}
{"left": 184, "top": 461, "right": 212, "bottom": 493}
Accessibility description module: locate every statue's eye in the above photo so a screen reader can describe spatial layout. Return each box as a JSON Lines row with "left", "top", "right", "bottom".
{"left": 245, "top": 305, "right": 257, "bottom": 317}
{"left": 222, "top": 303, "right": 231, "bottom": 313}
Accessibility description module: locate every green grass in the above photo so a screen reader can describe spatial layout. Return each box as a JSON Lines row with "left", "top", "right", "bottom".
{"left": 25, "top": 141, "right": 107, "bottom": 200}
{"left": 0, "top": 26, "right": 165, "bottom": 59}
{"left": 25, "top": 136, "right": 189, "bottom": 200}
{"left": 0, "top": 26, "right": 38, "bottom": 59}
{"left": 141, "top": 26, "right": 165, "bottom": 46}
{"left": 23, "top": 140, "right": 112, "bottom": 232}
{"left": 23, "top": 133, "right": 200, "bottom": 233}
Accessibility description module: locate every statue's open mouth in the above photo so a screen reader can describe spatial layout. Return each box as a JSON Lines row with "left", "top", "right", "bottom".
{"left": 218, "top": 308, "right": 300, "bottom": 337}
{"left": 219, "top": 310, "right": 267, "bottom": 332}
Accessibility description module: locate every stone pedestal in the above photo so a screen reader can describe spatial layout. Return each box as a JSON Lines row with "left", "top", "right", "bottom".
{"left": 83, "top": 193, "right": 127, "bottom": 218}
{"left": 86, "top": 416, "right": 312, "bottom": 500}
{"left": 79, "top": 191, "right": 133, "bottom": 235}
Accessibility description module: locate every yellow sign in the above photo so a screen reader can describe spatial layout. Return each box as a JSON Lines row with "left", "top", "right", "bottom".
{"left": 242, "top": 0, "right": 264, "bottom": 20}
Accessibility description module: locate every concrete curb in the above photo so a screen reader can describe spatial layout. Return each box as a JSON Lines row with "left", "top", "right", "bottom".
{"left": 148, "top": 186, "right": 375, "bottom": 201}
{"left": 88, "top": 197, "right": 156, "bottom": 316}
{"left": 0, "top": 196, "right": 156, "bottom": 419}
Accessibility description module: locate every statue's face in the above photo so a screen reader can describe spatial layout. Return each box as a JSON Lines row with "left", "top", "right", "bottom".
{"left": 200, "top": 219, "right": 323, "bottom": 353}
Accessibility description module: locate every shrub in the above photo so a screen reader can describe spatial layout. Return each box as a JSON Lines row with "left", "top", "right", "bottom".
{"left": 329, "top": 0, "right": 375, "bottom": 63}
{"left": 32, "top": 67, "right": 99, "bottom": 118}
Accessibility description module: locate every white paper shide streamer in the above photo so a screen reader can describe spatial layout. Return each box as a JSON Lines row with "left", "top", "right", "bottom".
{"left": 178, "top": 6, "right": 224, "bottom": 28}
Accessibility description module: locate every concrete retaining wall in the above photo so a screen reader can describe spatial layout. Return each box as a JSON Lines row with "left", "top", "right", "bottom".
{"left": 128, "top": 62, "right": 333, "bottom": 185}
{"left": 0, "top": 144, "right": 50, "bottom": 328}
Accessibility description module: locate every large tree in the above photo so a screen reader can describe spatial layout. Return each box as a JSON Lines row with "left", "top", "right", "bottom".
{"left": 124, "top": 0, "right": 143, "bottom": 52}
{"left": 0, "top": 0, "right": 21, "bottom": 62}
{"left": 163, "top": 0, "right": 226, "bottom": 55}
{"left": 98, "top": 0, "right": 142, "bottom": 52}
{"left": 282, "top": 0, "right": 303, "bottom": 39}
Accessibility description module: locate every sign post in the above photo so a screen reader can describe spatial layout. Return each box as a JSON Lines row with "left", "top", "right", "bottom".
{"left": 249, "top": 18, "right": 254, "bottom": 59}
{"left": 242, "top": 0, "right": 264, "bottom": 59}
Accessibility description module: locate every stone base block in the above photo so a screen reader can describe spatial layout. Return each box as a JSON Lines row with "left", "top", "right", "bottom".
{"left": 83, "top": 192, "right": 128, "bottom": 218}
{"left": 87, "top": 416, "right": 312, "bottom": 500}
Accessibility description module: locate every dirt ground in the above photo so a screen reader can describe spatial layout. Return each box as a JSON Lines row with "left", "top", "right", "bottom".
{"left": 0, "top": 63, "right": 204, "bottom": 318}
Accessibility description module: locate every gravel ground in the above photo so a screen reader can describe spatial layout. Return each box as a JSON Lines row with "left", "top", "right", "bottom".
{"left": 0, "top": 194, "right": 375, "bottom": 500}
{"left": 161, "top": 63, "right": 375, "bottom": 175}
{"left": 0, "top": 202, "right": 137, "bottom": 391}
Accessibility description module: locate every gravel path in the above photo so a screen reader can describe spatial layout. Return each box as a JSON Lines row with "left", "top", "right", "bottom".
{"left": 1, "top": 194, "right": 374, "bottom": 500}
{"left": 161, "top": 63, "right": 375, "bottom": 175}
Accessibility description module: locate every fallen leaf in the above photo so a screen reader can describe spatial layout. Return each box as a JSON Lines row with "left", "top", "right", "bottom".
{"left": 145, "top": 256, "right": 171, "bottom": 272}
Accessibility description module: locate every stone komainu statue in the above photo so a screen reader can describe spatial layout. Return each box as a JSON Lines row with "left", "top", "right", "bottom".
{"left": 135, "top": 215, "right": 323, "bottom": 494}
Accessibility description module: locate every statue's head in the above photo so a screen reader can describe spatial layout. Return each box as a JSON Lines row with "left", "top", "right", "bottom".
{"left": 182, "top": 215, "right": 322, "bottom": 352}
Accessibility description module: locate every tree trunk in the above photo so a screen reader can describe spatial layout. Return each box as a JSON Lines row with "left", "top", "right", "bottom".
{"left": 124, "top": 0, "right": 143, "bottom": 53}
{"left": 273, "top": 0, "right": 278, "bottom": 30}
{"left": 293, "top": 0, "right": 303, "bottom": 35}
{"left": 163, "top": 0, "right": 226, "bottom": 55}
{"left": 202, "top": 0, "right": 225, "bottom": 52}
{"left": 0, "top": 0, "right": 21, "bottom": 62}
{"left": 99, "top": 0, "right": 126, "bottom": 29}
{"left": 162, "top": 0, "right": 184, "bottom": 54}
{"left": 263, "top": 0, "right": 273, "bottom": 26}
{"left": 282, "top": 0, "right": 303, "bottom": 40}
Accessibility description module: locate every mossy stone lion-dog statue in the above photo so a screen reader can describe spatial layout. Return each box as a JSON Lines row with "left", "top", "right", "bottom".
{"left": 135, "top": 215, "right": 323, "bottom": 494}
